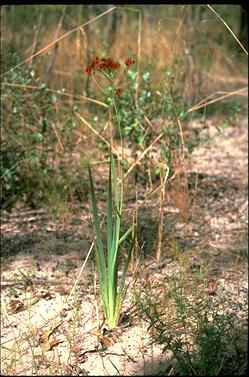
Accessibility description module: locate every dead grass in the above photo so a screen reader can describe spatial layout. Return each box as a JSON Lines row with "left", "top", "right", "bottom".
{"left": 2, "top": 5, "right": 246, "bottom": 101}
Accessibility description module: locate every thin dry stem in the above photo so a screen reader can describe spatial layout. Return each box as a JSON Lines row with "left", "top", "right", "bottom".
{"left": 156, "top": 166, "right": 169, "bottom": 263}
{"left": 1, "top": 6, "right": 116, "bottom": 77}
{"left": 171, "top": 5, "right": 187, "bottom": 57}
{"left": 124, "top": 132, "right": 164, "bottom": 179}
{"left": 207, "top": 4, "right": 248, "bottom": 56}
{"left": 51, "top": 122, "right": 64, "bottom": 151}
{"left": 66, "top": 242, "right": 94, "bottom": 302}
{"left": 170, "top": 95, "right": 185, "bottom": 159}
{"left": 187, "top": 86, "right": 248, "bottom": 113}
{"left": 130, "top": 186, "right": 139, "bottom": 272}
{"left": 29, "top": 8, "right": 43, "bottom": 66}
{"left": 76, "top": 112, "right": 119, "bottom": 156}
{"left": 135, "top": 12, "right": 142, "bottom": 106}
{"left": 1, "top": 82, "right": 109, "bottom": 108}
{"left": 44, "top": 6, "right": 66, "bottom": 85}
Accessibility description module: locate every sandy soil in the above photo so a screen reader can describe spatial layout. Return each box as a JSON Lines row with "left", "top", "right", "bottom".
{"left": 1, "top": 116, "right": 248, "bottom": 376}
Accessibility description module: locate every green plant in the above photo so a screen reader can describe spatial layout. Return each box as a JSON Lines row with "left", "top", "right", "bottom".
{"left": 1, "top": 48, "right": 81, "bottom": 210}
{"left": 115, "top": 68, "right": 188, "bottom": 184}
{"left": 85, "top": 56, "right": 136, "bottom": 328}
{"left": 134, "top": 265, "right": 248, "bottom": 375}
{"left": 88, "top": 153, "right": 133, "bottom": 328}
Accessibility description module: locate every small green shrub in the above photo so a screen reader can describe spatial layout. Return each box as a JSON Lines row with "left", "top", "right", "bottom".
{"left": 1, "top": 48, "right": 82, "bottom": 210}
{"left": 110, "top": 69, "right": 186, "bottom": 148}
{"left": 134, "top": 265, "right": 248, "bottom": 376}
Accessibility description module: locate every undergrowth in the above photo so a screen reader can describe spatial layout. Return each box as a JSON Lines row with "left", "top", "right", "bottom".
{"left": 134, "top": 262, "right": 248, "bottom": 376}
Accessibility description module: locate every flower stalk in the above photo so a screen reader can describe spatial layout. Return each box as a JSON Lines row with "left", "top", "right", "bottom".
{"left": 86, "top": 56, "right": 135, "bottom": 328}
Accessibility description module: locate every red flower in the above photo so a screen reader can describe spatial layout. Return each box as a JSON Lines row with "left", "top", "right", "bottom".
{"left": 125, "top": 58, "right": 135, "bottom": 68}
{"left": 91, "top": 56, "right": 99, "bottom": 68}
{"left": 85, "top": 56, "right": 120, "bottom": 74}
{"left": 85, "top": 65, "right": 92, "bottom": 73}
{"left": 112, "top": 62, "right": 121, "bottom": 70}
{"left": 115, "top": 88, "right": 122, "bottom": 96}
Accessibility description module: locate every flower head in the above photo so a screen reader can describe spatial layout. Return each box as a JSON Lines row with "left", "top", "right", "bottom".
{"left": 125, "top": 58, "right": 135, "bottom": 68}
{"left": 85, "top": 56, "right": 120, "bottom": 75}
{"left": 85, "top": 65, "right": 92, "bottom": 73}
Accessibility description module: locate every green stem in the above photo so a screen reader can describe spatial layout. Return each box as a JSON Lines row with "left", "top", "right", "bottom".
{"left": 112, "top": 90, "right": 124, "bottom": 214}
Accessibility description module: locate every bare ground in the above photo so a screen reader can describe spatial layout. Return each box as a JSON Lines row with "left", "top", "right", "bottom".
{"left": 1, "top": 116, "right": 248, "bottom": 376}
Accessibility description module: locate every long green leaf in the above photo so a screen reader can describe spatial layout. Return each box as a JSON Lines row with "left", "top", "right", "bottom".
{"left": 115, "top": 235, "right": 135, "bottom": 324}
{"left": 93, "top": 242, "right": 108, "bottom": 314}
{"left": 118, "top": 226, "right": 133, "bottom": 246}
{"left": 88, "top": 150, "right": 132, "bottom": 328}
{"left": 107, "top": 155, "right": 113, "bottom": 266}
{"left": 108, "top": 224, "right": 119, "bottom": 322}
{"left": 107, "top": 154, "right": 118, "bottom": 322}
{"left": 107, "top": 155, "right": 120, "bottom": 321}
{"left": 88, "top": 164, "right": 107, "bottom": 295}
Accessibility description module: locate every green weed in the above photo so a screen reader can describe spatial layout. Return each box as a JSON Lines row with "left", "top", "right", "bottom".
{"left": 134, "top": 264, "right": 248, "bottom": 375}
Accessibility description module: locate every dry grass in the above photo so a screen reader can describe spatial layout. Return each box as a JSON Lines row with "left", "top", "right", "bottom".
{"left": 2, "top": 5, "right": 246, "bottom": 100}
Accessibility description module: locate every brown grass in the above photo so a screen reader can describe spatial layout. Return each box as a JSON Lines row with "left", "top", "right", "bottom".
{"left": 2, "top": 5, "right": 246, "bottom": 103}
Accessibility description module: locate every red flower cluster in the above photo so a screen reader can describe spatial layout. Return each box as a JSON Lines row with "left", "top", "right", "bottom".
{"left": 85, "top": 56, "right": 120, "bottom": 74}
{"left": 85, "top": 57, "right": 135, "bottom": 74}
{"left": 84, "top": 57, "right": 135, "bottom": 96}
{"left": 125, "top": 58, "right": 135, "bottom": 68}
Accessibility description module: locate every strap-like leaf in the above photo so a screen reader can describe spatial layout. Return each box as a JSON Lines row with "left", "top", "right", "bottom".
{"left": 88, "top": 150, "right": 131, "bottom": 328}
{"left": 118, "top": 226, "right": 133, "bottom": 246}
{"left": 88, "top": 164, "right": 107, "bottom": 288}
{"left": 107, "top": 155, "right": 113, "bottom": 266}
{"left": 115, "top": 234, "right": 135, "bottom": 323}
